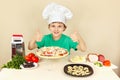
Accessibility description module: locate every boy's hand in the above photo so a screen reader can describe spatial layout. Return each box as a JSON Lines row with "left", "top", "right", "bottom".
{"left": 70, "top": 30, "right": 87, "bottom": 52}
{"left": 34, "top": 28, "right": 43, "bottom": 41}
{"left": 70, "top": 32, "right": 79, "bottom": 42}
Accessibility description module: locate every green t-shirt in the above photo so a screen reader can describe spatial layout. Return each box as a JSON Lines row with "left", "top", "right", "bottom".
{"left": 36, "top": 34, "right": 78, "bottom": 53}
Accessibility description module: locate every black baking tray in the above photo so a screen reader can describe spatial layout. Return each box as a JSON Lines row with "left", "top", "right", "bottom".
{"left": 64, "top": 64, "right": 94, "bottom": 77}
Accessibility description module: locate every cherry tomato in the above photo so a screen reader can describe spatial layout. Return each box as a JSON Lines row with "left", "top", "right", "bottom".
{"left": 103, "top": 60, "right": 111, "bottom": 66}
{"left": 28, "top": 53, "right": 35, "bottom": 58}
{"left": 25, "top": 55, "right": 32, "bottom": 62}
{"left": 32, "top": 56, "right": 39, "bottom": 63}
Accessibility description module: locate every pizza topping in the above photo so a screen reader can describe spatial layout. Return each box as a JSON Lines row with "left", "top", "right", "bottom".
{"left": 70, "top": 56, "right": 86, "bottom": 63}
{"left": 36, "top": 46, "right": 68, "bottom": 57}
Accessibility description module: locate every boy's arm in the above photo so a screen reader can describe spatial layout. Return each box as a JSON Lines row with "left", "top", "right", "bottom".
{"left": 28, "top": 29, "right": 43, "bottom": 50}
{"left": 77, "top": 34, "right": 87, "bottom": 52}
{"left": 70, "top": 32, "right": 87, "bottom": 52}
{"left": 28, "top": 38, "right": 37, "bottom": 50}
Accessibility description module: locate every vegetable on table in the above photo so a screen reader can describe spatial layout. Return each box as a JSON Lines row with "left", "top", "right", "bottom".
{"left": 94, "top": 61, "right": 103, "bottom": 67}
{"left": 103, "top": 60, "right": 111, "bottom": 66}
{"left": 98, "top": 54, "right": 105, "bottom": 62}
{"left": 2, "top": 54, "right": 26, "bottom": 69}
{"left": 31, "top": 56, "right": 39, "bottom": 63}
{"left": 25, "top": 52, "right": 39, "bottom": 63}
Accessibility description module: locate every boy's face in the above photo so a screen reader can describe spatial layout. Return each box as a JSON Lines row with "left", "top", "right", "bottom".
{"left": 48, "top": 22, "right": 66, "bottom": 39}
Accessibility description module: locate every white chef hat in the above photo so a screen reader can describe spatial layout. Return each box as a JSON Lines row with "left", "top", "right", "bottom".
{"left": 42, "top": 3, "right": 73, "bottom": 24}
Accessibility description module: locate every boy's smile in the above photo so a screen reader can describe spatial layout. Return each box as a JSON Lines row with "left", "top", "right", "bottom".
{"left": 49, "top": 22, "right": 66, "bottom": 40}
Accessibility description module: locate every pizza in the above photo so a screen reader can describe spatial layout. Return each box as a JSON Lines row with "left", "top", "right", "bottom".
{"left": 36, "top": 46, "right": 68, "bottom": 59}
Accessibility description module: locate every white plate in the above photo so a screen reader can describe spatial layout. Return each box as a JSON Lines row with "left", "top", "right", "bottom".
{"left": 20, "top": 62, "right": 38, "bottom": 70}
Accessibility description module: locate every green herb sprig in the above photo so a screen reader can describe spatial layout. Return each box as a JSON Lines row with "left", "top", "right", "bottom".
{"left": 2, "top": 54, "right": 26, "bottom": 69}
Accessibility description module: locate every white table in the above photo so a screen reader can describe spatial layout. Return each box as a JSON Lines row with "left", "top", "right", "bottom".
{"left": 0, "top": 56, "right": 120, "bottom": 80}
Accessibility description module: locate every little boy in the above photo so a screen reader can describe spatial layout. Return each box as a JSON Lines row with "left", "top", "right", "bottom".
{"left": 28, "top": 3, "right": 87, "bottom": 53}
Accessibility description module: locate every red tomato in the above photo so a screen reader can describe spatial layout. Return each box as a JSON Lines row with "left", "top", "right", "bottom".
{"left": 28, "top": 53, "right": 35, "bottom": 58}
{"left": 32, "top": 56, "right": 39, "bottom": 63}
{"left": 25, "top": 55, "right": 32, "bottom": 62}
{"left": 103, "top": 60, "right": 111, "bottom": 66}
